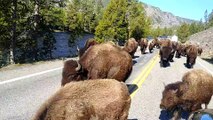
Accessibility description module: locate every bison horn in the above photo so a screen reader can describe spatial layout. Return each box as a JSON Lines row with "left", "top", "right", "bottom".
{"left": 77, "top": 46, "right": 79, "bottom": 52}
{"left": 75, "top": 61, "right": 81, "bottom": 71}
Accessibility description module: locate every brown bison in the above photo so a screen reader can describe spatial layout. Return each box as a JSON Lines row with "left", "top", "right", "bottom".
{"left": 175, "top": 42, "right": 183, "bottom": 58}
{"left": 159, "top": 39, "right": 173, "bottom": 67}
{"left": 197, "top": 47, "right": 203, "bottom": 56}
{"left": 185, "top": 44, "right": 198, "bottom": 68}
{"left": 78, "top": 38, "right": 98, "bottom": 57}
{"left": 139, "top": 38, "right": 148, "bottom": 54}
{"left": 149, "top": 41, "right": 155, "bottom": 53}
{"left": 61, "top": 60, "right": 86, "bottom": 86}
{"left": 153, "top": 38, "right": 160, "bottom": 49}
{"left": 181, "top": 43, "right": 191, "bottom": 57}
{"left": 33, "top": 79, "right": 131, "bottom": 120}
{"left": 61, "top": 42, "right": 132, "bottom": 86}
{"left": 123, "top": 38, "right": 138, "bottom": 57}
{"left": 160, "top": 69, "right": 213, "bottom": 120}
{"left": 168, "top": 41, "right": 178, "bottom": 62}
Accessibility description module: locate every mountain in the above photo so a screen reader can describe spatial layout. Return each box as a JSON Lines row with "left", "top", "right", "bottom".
{"left": 143, "top": 3, "right": 196, "bottom": 28}
{"left": 100, "top": 0, "right": 196, "bottom": 28}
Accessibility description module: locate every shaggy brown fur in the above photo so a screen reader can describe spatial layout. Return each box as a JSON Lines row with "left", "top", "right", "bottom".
{"left": 61, "top": 60, "right": 86, "bottom": 86}
{"left": 197, "top": 47, "right": 203, "bottom": 56}
{"left": 79, "top": 42, "right": 133, "bottom": 82}
{"left": 186, "top": 44, "right": 198, "bottom": 68}
{"left": 175, "top": 42, "right": 183, "bottom": 58}
{"left": 149, "top": 41, "right": 155, "bottom": 53}
{"left": 159, "top": 39, "right": 173, "bottom": 66}
{"left": 168, "top": 41, "right": 178, "bottom": 62}
{"left": 123, "top": 38, "right": 138, "bottom": 57}
{"left": 153, "top": 38, "right": 160, "bottom": 48}
{"left": 139, "top": 38, "right": 148, "bottom": 54}
{"left": 78, "top": 38, "right": 99, "bottom": 58}
{"left": 160, "top": 69, "right": 213, "bottom": 119}
{"left": 33, "top": 79, "right": 131, "bottom": 120}
{"left": 181, "top": 69, "right": 213, "bottom": 110}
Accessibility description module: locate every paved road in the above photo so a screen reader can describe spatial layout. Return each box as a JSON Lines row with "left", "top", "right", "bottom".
{"left": 0, "top": 48, "right": 213, "bottom": 120}
{"left": 127, "top": 49, "right": 213, "bottom": 120}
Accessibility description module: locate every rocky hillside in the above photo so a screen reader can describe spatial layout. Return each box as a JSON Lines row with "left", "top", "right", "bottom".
{"left": 143, "top": 3, "right": 195, "bottom": 28}
{"left": 102, "top": 0, "right": 195, "bottom": 28}
{"left": 189, "top": 27, "right": 213, "bottom": 59}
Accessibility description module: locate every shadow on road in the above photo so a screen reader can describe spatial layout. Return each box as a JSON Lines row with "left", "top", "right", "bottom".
{"left": 184, "top": 63, "right": 193, "bottom": 69}
{"left": 133, "top": 60, "right": 138, "bottom": 65}
{"left": 133, "top": 56, "right": 140, "bottom": 59}
{"left": 159, "top": 61, "right": 171, "bottom": 68}
{"left": 126, "top": 84, "right": 138, "bottom": 95}
{"left": 202, "top": 57, "right": 213, "bottom": 64}
{"left": 159, "top": 110, "right": 189, "bottom": 120}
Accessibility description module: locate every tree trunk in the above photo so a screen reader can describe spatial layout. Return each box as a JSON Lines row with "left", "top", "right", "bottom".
{"left": 33, "top": 0, "right": 40, "bottom": 61}
{"left": 10, "top": 0, "right": 17, "bottom": 64}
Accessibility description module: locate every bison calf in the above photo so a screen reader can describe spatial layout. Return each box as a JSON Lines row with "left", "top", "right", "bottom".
{"left": 33, "top": 79, "right": 131, "bottom": 120}
{"left": 160, "top": 69, "right": 213, "bottom": 119}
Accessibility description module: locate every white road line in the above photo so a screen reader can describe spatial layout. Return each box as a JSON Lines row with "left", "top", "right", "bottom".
{"left": 197, "top": 60, "right": 213, "bottom": 75}
{"left": 0, "top": 67, "right": 63, "bottom": 85}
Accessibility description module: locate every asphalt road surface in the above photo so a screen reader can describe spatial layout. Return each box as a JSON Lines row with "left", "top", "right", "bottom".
{"left": 0, "top": 48, "right": 213, "bottom": 120}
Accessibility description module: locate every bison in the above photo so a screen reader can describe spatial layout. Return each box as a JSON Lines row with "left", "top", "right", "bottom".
{"left": 168, "top": 41, "right": 178, "bottom": 62}
{"left": 61, "top": 60, "right": 86, "bottom": 86}
{"left": 78, "top": 38, "right": 99, "bottom": 58}
{"left": 33, "top": 79, "right": 131, "bottom": 120}
{"left": 123, "top": 38, "right": 138, "bottom": 57}
{"left": 153, "top": 38, "right": 160, "bottom": 49}
{"left": 149, "top": 41, "right": 155, "bottom": 53}
{"left": 175, "top": 42, "right": 183, "bottom": 58}
{"left": 139, "top": 38, "right": 148, "bottom": 54}
{"left": 61, "top": 42, "right": 132, "bottom": 86}
{"left": 159, "top": 39, "right": 173, "bottom": 67}
{"left": 185, "top": 44, "right": 198, "bottom": 68}
{"left": 160, "top": 69, "right": 213, "bottom": 120}
{"left": 197, "top": 47, "right": 203, "bottom": 56}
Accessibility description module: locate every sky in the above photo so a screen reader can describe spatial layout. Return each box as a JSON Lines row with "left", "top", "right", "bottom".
{"left": 140, "top": 0, "right": 213, "bottom": 21}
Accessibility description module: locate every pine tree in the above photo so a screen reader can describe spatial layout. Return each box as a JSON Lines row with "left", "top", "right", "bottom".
{"left": 177, "top": 23, "right": 190, "bottom": 43}
{"left": 208, "top": 9, "right": 213, "bottom": 27}
{"left": 95, "top": 0, "right": 128, "bottom": 43}
{"left": 128, "top": 1, "right": 151, "bottom": 40}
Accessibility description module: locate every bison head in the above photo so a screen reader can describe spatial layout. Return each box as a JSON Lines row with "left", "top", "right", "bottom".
{"left": 189, "top": 57, "right": 196, "bottom": 68}
{"left": 61, "top": 60, "right": 83, "bottom": 86}
{"left": 160, "top": 47, "right": 172, "bottom": 67}
{"left": 160, "top": 82, "right": 181, "bottom": 111}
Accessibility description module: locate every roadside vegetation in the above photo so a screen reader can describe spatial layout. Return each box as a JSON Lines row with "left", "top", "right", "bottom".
{"left": 0, "top": 0, "right": 151, "bottom": 67}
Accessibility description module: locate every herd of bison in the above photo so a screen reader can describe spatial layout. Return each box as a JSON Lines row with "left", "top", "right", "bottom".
{"left": 32, "top": 37, "right": 213, "bottom": 120}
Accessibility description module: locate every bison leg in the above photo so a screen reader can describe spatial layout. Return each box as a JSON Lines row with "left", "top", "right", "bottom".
{"left": 169, "top": 51, "right": 175, "bottom": 62}
{"left": 140, "top": 48, "right": 143, "bottom": 54}
{"left": 172, "top": 109, "right": 181, "bottom": 120}
{"left": 186, "top": 56, "right": 190, "bottom": 66}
